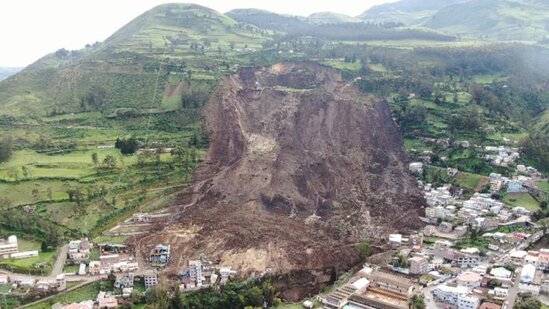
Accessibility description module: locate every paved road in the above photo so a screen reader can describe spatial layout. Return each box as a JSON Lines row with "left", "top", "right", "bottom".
{"left": 506, "top": 267, "right": 521, "bottom": 309}
{"left": 51, "top": 244, "right": 69, "bottom": 278}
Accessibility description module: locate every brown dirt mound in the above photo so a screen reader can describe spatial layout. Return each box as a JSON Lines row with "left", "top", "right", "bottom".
{"left": 139, "top": 62, "right": 424, "bottom": 299}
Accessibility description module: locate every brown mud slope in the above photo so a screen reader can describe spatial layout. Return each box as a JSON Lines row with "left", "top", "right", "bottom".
{"left": 140, "top": 62, "right": 424, "bottom": 299}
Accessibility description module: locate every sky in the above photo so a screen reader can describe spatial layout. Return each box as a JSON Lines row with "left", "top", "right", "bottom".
{"left": 0, "top": 0, "right": 395, "bottom": 67}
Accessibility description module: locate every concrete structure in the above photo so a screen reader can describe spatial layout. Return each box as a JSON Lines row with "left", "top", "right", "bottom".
{"left": 144, "top": 270, "right": 158, "bottom": 289}
{"left": 149, "top": 244, "right": 170, "bottom": 265}
{"left": 456, "top": 272, "right": 482, "bottom": 288}
{"left": 189, "top": 260, "right": 203, "bottom": 284}
{"left": 409, "top": 256, "right": 428, "bottom": 275}
{"left": 68, "top": 238, "right": 91, "bottom": 262}
{"left": 0, "top": 235, "right": 18, "bottom": 257}
{"left": 409, "top": 162, "right": 423, "bottom": 174}
{"left": 10, "top": 250, "right": 38, "bottom": 259}
{"left": 490, "top": 267, "right": 512, "bottom": 279}
{"left": 434, "top": 285, "right": 480, "bottom": 309}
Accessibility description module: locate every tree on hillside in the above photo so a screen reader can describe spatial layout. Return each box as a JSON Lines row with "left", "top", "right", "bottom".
{"left": 91, "top": 152, "right": 99, "bottom": 166}
{"left": 103, "top": 155, "right": 117, "bottom": 169}
{"left": 81, "top": 85, "right": 108, "bottom": 112}
{"left": 357, "top": 240, "right": 371, "bottom": 262}
{"left": 181, "top": 83, "right": 211, "bottom": 109}
{"left": 0, "top": 136, "right": 13, "bottom": 163}
{"left": 115, "top": 137, "right": 139, "bottom": 154}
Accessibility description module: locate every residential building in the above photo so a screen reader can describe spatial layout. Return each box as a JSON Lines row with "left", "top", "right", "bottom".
{"left": 479, "top": 302, "right": 501, "bottom": 309}
{"left": 493, "top": 287, "right": 508, "bottom": 298}
{"left": 143, "top": 270, "right": 158, "bottom": 289}
{"left": 0, "top": 235, "right": 18, "bottom": 256}
{"left": 67, "top": 238, "right": 91, "bottom": 262}
{"left": 456, "top": 272, "right": 482, "bottom": 288}
{"left": 409, "top": 256, "right": 428, "bottom": 275}
{"left": 518, "top": 263, "right": 542, "bottom": 295}
{"left": 149, "top": 244, "right": 170, "bottom": 265}
{"left": 434, "top": 285, "right": 479, "bottom": 309}
{"left": 189, "top": 260, "right": 203, "bottom": 284}
{"left": 490, "top": 267, "right": 512, "bottom": 279}
{"left": 389, "top": 234, "right": 403, "bottom": 247}
{"left": 409, "top": 162, "right": 423, "bottom": 174}
{"left": 454, "top": 252, "right": 480, "bottom": 268}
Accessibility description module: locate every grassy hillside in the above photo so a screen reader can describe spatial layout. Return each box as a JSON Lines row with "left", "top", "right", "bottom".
{"left": 359, "top": 0, "right": 468, "bottom": 25}
{"left": 0, "top": 3, "right": 269, "bottom": 117}
{"left": 307, "top": 12, "right": 361, "bottom": 24}
{"left": 425, "top": 0, "right": 549, "bottom": 40}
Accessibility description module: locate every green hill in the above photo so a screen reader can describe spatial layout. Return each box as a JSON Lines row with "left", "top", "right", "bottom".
{"left": 226, "top": 8, "right": 311, "bottom": 33}
{"left": 307, "top": 12, "right": 361, "bottom": 24}
{"left": 425, "top": 0, "right": 549, "bottom": 41}
{"left": 359, "top": 0, "right": 468, "bottom": 25}
{"left": 0, "top": 3, "right": 269, "bottom": 117}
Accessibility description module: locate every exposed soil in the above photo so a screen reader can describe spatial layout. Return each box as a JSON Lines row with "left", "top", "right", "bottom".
{"left": 138, "top": 62, "right": 425, "bottom": 299}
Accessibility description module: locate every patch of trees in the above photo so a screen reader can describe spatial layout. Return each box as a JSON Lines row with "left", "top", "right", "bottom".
{"left": 447, "top": 106, "right": 482, "bottom": 132}
{"left": 520, "top": 134, "right": 549, "bottom": 175}
{"left": 514, "top": 293, "right": 543, "bottom": 309}
{"left": 0, "top": 136, "right": 13, "bottom": 163}
{"left": 398, "top": 105, "right": 428, "bottom": 130}
{"left": 181, "top": 83, "right": 212, "bottom": 109}
{"left": 136, "top": 279, "right": 279, "bottom": 309}
{"left": 0, "top": 209, "right": 64, "bottom": 248}
{"left": 115, "top": 137, "right": 139, "bottom": 154}
{"left": 80, "top": 85, "right": 108, "bottom": 112}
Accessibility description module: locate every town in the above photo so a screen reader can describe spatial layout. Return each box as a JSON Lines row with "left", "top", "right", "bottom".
{"left": 314, "top": 151, "right": 548, "bottom": 309}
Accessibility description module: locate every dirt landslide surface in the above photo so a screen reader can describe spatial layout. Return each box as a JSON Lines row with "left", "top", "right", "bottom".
{"left": 139, "top": 62, "right": 424, "bottom": 299}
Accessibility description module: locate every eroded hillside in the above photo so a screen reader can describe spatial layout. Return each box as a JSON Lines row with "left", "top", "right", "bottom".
{"left": 139, "top": 63, "right": 425, "bottom": 298}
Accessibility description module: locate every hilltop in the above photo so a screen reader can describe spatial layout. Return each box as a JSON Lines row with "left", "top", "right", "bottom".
{"left": 360, "top": 0, "right": 549, "bottom": 41}
{"left": 0, "top": 3, "right": 269, "bottom": 117}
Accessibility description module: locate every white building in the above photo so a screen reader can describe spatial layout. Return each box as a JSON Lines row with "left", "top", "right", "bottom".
{"left": 189, "top": 260, "right": 203, "bottom": 284}
{"left": 456, "top": 272, "right": 482, "bottom": 288}
{"left": 0, "top": 235, "right": 18, "bottom": 257}
{"left": 409, "top": 162, "right": 423, "bottom": 174}
{"left": 490, "top": 267, "right": 512, "bottom": 279}
{"left": 434, "top": 285, "right": 479, "bottom": 309}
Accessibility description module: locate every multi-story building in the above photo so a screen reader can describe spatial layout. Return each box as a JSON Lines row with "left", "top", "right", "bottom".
{"left": 409, "top": 256, "right": 429, "bottom": 275}
{"left": 434, "top": 285, "right": 479, "bottom": 309}
{"left": 456, "top": 272, "right": 482, "bottom": 288}
{"left": 0, "top": 235, "right": 18, "bottom": 257}
{"left": 188, "top": 260, "right": 202, "bottom": 284}
{"left": 149, "top": 244, "right": 170, "bottom": 265}
{"left": 143, "top": 270, "right": 158, "bottom": 289}
{"left": 67, "top": 238, "right": 91, "bottom": 262}
{"left": 365, "top": 271, "right": 415, "bottom": 298}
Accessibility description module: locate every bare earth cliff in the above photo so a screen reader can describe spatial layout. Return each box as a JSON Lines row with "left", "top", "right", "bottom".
{"left": 140, "top": 62, "right": 424, "bottom": 298}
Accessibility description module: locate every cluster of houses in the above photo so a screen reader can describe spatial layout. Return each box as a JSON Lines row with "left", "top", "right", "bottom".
{"left": 0, "top": 235, "right": 39, "bottom": 260}
{"left": 483, "top": 146, "right": 520, "bottom": 167}
{"left": 65, "top": 239, "right": 138, "bottom": 276}
{"left": 177, "top": 255, "right": 237, "bottom": 291}
{"left": 421, "top": 181, "right": 529, "bottom": 238}
{"left": 0, "top": 273, "right": 66, "bottom": 293}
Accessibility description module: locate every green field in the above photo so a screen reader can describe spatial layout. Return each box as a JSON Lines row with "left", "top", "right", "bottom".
{"left": 0, "top": 239, "right": 56, "bottom": 275}
{"left": 26, "top": 282, "right": 101, "bottom": 309}
{"left": 503, "top": 192, "right": 541, "bottom": 211}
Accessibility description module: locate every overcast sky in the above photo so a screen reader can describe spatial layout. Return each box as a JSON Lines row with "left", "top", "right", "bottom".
{"left": 0, "top": 0, "right": 396, "bottom": 67}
